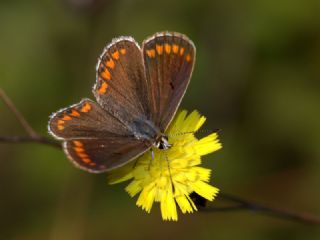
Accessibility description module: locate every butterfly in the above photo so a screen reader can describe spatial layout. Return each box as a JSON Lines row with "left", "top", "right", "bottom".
{"left": 48, "top": 32, "right": 195, "bottom": 173}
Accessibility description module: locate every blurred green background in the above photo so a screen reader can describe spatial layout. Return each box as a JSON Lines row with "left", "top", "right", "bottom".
{"left": 1, "top": 0, "right": 320, "bottom": 239}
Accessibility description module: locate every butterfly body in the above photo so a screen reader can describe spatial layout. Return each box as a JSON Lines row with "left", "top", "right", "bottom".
{"left": 49, "top": 32, "right": 195, "bottom": 173}
{"left": 131, "top": 117, "right": 160, "bottom": 142}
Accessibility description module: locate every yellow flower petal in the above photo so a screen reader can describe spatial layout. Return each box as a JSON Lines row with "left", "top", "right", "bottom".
{"left": 191, "top": 181, "right": 219, "bottom": 201}
{"left": 108, "top": 162, "right": 135, "bottom": 184}
{"left": 195, "top": 116, "right": 206, "bottom": 131}
{"left": 136, "top": 184, "right": 156, "bottom": 213}
{"left": 160, "top": 189, "right": 178, "bottom": 221}
{"left": 194, "top": 133, "right": 222, "bottom": 156}
{"left": 176, "top": 195, "right": 194, "bottom": 213}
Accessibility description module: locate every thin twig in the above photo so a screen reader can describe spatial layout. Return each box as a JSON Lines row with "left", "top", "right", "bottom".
{"left": 0, "top": 88, "right": 61, "bottom": 149}
{"left": 203, "top": 193, "right": 320, "bottom": 225}
{"left": 0, "top": 136, "right": 61, "bottom": 149}
{"left": 0, "top": 88, "right": 38, "bottom": 138}
{"left": 1, "top": 89, "right": 320, "bottom": 225}
{"left": 201, "top": 204, "right": 245, "bottom": 212}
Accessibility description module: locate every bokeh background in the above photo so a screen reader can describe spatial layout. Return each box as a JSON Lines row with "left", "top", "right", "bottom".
{"left": 1, "top": 0, "right": 320, "bottom": 239}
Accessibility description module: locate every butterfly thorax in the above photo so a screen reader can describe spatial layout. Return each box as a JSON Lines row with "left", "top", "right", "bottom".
{"left": 154, "top": 135, "right": 171, "bottom": 150}
{"left": 131, "top": 118, "right": 171, "bottom": 150}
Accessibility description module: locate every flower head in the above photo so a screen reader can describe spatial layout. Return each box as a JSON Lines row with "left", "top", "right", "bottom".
{"left": 108, "top": 110, "right": 222, "bottom": 221}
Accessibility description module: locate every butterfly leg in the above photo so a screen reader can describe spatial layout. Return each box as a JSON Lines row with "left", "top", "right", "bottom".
{"left": 132, "top": 158, "right": 139, "bottom": 169}
{"left": 164, "top": 152, "right": 175, "bottom": 193}
{"left": 148, "top": 148, "right": 155, "bottom": 170}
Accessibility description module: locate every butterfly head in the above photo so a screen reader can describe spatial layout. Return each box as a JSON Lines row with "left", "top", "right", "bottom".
{"left": 154, "top": 135, "right": 171, "bottom": 150}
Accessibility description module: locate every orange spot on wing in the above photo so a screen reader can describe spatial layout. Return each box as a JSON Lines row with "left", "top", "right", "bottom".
{"left": 74, "top": 147, "right": 85, "bottom": 152}
{"left": 165, "top": 44, "right": 171, "bottom": 54}
{"left": 98, "top": 82, "right": 108, "bottom": 94}
{"left": 73, "top": 140, "right": 83, "bottom": 147}
{"left": 179, "top": 47, "right": 185, "bottom": 56}
{"left": 78, "top": 152, "right": 89, "bottom": 158}
{"left": 156, "top": 44, "right": 163, "bottom": 55}
{"left": 57, "top": 125, "right": 64, "bottom": 130}
{"left": 146, "top": 49, "right": 155, "bottom": 58}
{"left": 186, "top": 54, "right": 192, "bottom": 62}
{"left": 70, "top": 110, "right": 80, "bottom": 117}
{"left": 62, "top": 115, "right": 72, "bottom": 121}
{"left": 89, "top": 162, "right": 96, "bottom": 166}
{"left": 101, "top": 68, "right": 111, "bottom": 80}
{"left": 57, "top": 120, "right": 65, "bottom": 130}
{"left": 71, "top": 141, "right": 95, "bottom": 166}
{"left": 106, "top": 59, "right": 115, "bottom": 69}
{"left": 172, "top": 44, "right": 179, "bottom": 54}
{"left": 80, "top": 102, "right": 92, "bottom": 113}
{"left": 81, "top": 158, "right": 91, "bottom": 164}
{"left": 57, "top": 120, "right": 64, "bottom": 125}
{"left": 112, "top": 51, "right": 120, "bottom": 60}
{"left": 120, "top": 48, "right": 126, "bottom": 55}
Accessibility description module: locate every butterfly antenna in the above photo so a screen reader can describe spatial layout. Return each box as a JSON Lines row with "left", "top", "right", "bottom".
{"left": 168, "top": 128, "right": 221, "bottom": 138}
{"left": 132, "top": 159, "right": 139, "bottom": 169}
{"left": 168, "top": 130, "right": 195, "bottom": 137}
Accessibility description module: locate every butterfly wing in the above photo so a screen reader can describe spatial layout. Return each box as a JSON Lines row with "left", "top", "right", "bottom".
{"left": 63, "top": 138, "right": 149, "bottom": 173}
{"left": 49, "top": 99, "right": 130, "bottom": 140}
{"left": 49, "top": 99, "right": 151, "bottom": 173}
{"left": 93, "top": 37, "right": 152, "bottom": 128}
{"left": 142, "top": 32, "right": 196, "bottom": 132}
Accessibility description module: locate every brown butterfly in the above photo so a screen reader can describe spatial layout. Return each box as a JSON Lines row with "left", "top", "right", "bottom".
{"left": 48, "top": 32, "right": 195, "bottom": 173}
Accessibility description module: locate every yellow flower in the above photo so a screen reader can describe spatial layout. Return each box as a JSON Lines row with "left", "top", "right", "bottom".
{"left": 108, "top": 110, "right": 222, "bottom": 221}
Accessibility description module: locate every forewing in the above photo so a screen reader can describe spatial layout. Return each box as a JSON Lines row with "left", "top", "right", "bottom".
{"left": 49, "top": 98, "right": 131, "bottom": 139}
{"left": 64, "top": 138, "right": 150, "bottom": 173}
{"left": 94, "top": 37, "right": 151, "bottom": 127}
{"left": 142, "top": 32, "right": 195, "bottom": 131}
